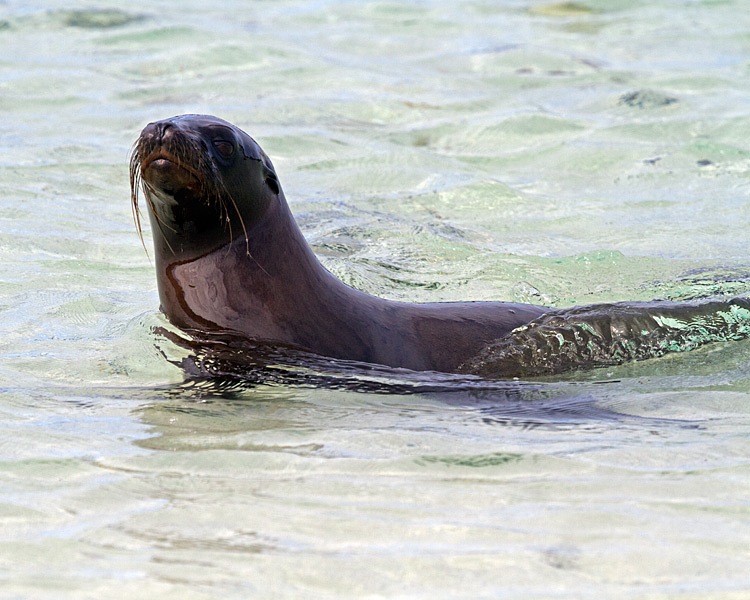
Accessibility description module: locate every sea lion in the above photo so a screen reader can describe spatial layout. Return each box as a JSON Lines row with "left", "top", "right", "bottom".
{"left": 130, "top": 115, "right": 750, "bottom": 377}
{"left": 130, "top": 114, "right": 549, "bottom": 374}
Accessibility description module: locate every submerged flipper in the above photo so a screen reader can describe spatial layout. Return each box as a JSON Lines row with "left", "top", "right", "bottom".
{"left": 460, "top": 297, "right": 750, "bottom": 378}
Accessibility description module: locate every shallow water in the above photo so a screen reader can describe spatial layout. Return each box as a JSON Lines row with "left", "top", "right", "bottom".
{"left": 1, "top": 0, "right": 750, "bottom": 598}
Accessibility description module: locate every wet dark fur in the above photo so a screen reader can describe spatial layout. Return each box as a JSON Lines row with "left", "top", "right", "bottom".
{"left": 130, "top": 115, "right": 750, "bottom": 378}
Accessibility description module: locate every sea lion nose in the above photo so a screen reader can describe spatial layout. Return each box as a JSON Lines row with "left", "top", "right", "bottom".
{"left": 141, "top": 120, "right": 178, "bottom": 145}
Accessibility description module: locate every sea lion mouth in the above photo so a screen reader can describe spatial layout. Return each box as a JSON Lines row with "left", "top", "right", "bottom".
{"left": 140, "top": 148, "right": 203, "bottom": 196}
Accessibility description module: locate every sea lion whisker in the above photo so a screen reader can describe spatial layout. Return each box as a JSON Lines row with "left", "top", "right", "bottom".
{"left": 142, "top": 184, "right": 178, "bottom": 235}
{"left": 199, "top": 161, "right": 233, "bottom": 231}
{"left": 143, "top": 190, "right": 176, "bottom": 255}
{"left": 129, "top": 147, "right": 149, "bottom": 255}
{"left": 211, "top": 176, "right": 269, "bottom": 276}
{"left": 212, "top": 169, "right": 269, "bottom": 276}
{"left": 208, "top": 163, "right": 244, "bottom": 236}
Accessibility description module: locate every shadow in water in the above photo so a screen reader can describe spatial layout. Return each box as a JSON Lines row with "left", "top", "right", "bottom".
{"left": 147, "top": 327, "right": 702, "bottom": 431}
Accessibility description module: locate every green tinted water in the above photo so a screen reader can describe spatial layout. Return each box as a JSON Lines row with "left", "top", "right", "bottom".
{"left": 1, "top": 1, "right": 749, "bottom": 598}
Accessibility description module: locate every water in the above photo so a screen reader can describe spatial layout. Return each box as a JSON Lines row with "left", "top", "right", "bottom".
{"left": 1, "top": 0, "right": 749, "bottom": 597}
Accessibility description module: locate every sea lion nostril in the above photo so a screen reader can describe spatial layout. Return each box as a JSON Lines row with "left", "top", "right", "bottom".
{"left": 157, "top": 121, "right": 177, "bottom": 143}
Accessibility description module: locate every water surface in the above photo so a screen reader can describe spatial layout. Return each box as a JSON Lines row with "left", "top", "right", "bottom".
{"left": 1, "top": 1, "right": 749, "bottom": 598}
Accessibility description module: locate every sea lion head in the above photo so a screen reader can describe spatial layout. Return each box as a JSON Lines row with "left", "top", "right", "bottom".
{"left": 130, "top": 114, "right": 280, "bottom": 259}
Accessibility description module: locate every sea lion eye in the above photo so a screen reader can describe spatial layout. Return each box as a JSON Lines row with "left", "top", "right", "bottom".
{"left": 212, "top": 139, "right": 234, "bottom": 158}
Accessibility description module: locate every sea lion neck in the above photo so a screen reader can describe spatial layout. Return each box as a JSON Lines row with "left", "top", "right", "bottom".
{"left": 154, "top": 190, "right": 344, "bottom": 338}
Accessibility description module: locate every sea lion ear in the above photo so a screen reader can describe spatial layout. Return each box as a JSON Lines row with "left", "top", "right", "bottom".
{"left": 263, "top": 166, "right": 280, "bottom": 195}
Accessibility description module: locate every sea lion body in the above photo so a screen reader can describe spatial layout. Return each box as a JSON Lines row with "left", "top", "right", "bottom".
{"left": 162, "top": 200, "right": 548, "bottom": 373}
{"left": 131, "top": 115, "right": 750, "bottom": 377}
{"left": 131, "top": 114, "right": 549, "bottom": 373}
